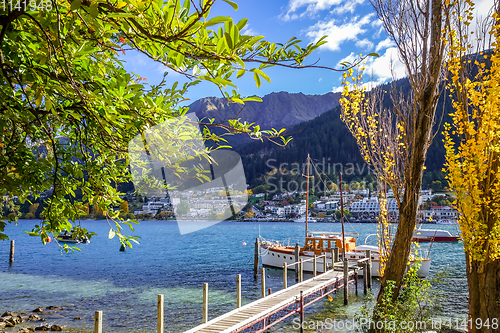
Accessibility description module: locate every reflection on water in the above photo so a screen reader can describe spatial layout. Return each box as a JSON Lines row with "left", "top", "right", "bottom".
{"left": 0, "top": 220, "right": 467, "bottom": 332}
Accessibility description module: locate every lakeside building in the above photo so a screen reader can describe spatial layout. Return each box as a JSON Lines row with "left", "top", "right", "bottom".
{"left": 320, "top": 192, "right": 355, "bottom": 205}
{"left": 348, "top": 196, "right": 400, "bottom": 219}
{"left": 419, "top": 205, "right": 458, "bottom": 222}
{"left": 313, "top": 200, "right": 340, "bottom": 211}
{"left": 283, "top": 204, "right": 307, "bottom": 216}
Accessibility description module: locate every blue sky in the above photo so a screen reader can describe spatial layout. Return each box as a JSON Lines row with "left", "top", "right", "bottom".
{"left": 121, "top": 0, "right": 493, "bottom": 105}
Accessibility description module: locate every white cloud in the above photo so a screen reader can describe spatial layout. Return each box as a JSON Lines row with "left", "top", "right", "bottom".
{"left": 332, "top": 47, "right": 406, "bottom": 92}
{"left": 241, "top": 25, "right": 257, "bottom": 36}
{"left": 336, "top": 52, "right": 358, "bottom": 67}
{"left": 366, "top": 47, "right": 406, "bottom": 82}
{"left": 375, "top": 38, "right": 395, "bottom": 52}
{"left": 356, "top": 38, "right": 374, "bottom": 50}
{"left": 306, "top": 13, "right": 374, "bottom": 51}
{"left": 281, "top": 0, "right": 364, "bottom": 21}
{"left": 332, "top": 0, "right": 365, "bottom": 14}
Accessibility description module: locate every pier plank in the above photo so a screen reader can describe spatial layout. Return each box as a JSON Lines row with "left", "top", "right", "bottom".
{"left": 184, "top": 269, "right": 355, "bottom": 333}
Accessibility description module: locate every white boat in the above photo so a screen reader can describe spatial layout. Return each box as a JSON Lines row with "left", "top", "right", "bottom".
{"left": 345, "top": 244, "right": 431, "bottom": 278}
{"left": 293, "top": 215, "right": 316, "bottom": 223}
{"left": 436, "top": 219, "right": 458, "bottom": 225}
{"left": 260, "top": 231, "right": 357, "bottom": 273}
{"left": 412, "top": 228, "right": 460, "bottom": 242}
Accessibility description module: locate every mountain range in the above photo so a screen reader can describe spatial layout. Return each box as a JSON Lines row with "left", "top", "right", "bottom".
{"left": 188, "top": 79, "right": 449, "bottom": 191}
{"left": 189, "top": 91, "right": 342, "bottom": 146}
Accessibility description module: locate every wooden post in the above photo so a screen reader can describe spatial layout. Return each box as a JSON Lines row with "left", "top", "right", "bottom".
{"left": 334, "top": 247, "right": 340, "bottom": 262}
{"left": 9, "top": 240, "right": 14, "bottom": 264}
{"left": 355, "top": 269, "right": 358, "bottom": 295}
{"left": 363, "top": 262, "right": 368, "bottom": 294}
{"left": 203, "top": 283, "right": 208, "bottom": 323}
{"left": 94, "top": 311, "right": 102, "bottom": 333}
{"left": 366, "top": 250, "right": 372, "bottom": 289}
{"left": 294, "top": 243, "right": 299, "bottom": 282}
{"left": 323, "top": 254, "right": 327, "bottom": 274}
{"left": 343, "top": 259, "right": 348, "bottom": 305}
{"left": 268, "top": 288, "right": 271, "bottom": 296}
{"left": 261, "top": 268, "right": 266, "bottom": 298}
{"left": 283, "top": 263, "right": 287, "bottom": 289}
{"left": 299, "top": 259, "right": 303, "bottom": 283}
{"left": 299, "top": 291, "right": 304, "bottom": 333}
{"left": 236, "top": 274, "right": 241, "bottom": 308}
{"left": 254, "top": 238, "right": 259, "bottom": 280}
{"left": 330, "top": 248, "right": 334, "bottom": 270}
{"left": 313, "top": 255, "right": 317, "bottom": 277}
{"left": 157, "top": 294, "right": 164, "bottom": 333}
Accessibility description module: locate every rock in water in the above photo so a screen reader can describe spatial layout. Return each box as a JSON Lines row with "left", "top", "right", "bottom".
{"left": 45, "top": 306, "right": 58, "bottom": 310}
{"left": 34, "top": 324, "right": 50, "bottom": 331}
{"left": 1, "top": 312, "right": 13, "bottom": 317}
{"left": 18, "top": 328, "right": 35, "bottom": 333}
{"left": 50, "top": 324, "right": 62, "bottom": 331}
{"left": 28, "top": 314, "right": 41, "bottom": 321}
{"left": 32, "top": 308, "right": 43, "bottom": 313}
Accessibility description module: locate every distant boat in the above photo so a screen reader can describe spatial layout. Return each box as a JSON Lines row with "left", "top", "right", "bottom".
{"left": 412, "top": 228, "right": 460, "bottom": 242}
{"left": 293, "top": 215, "right": 316, "bottom": 223}
{"left": 345, "top": 244, "right": 431, "bottom": 278}
{"left": 57, "top": 231, "right": 90, "bottom": 244}
{"left": 436, "top": 219, "right": 458, "bottom": 225}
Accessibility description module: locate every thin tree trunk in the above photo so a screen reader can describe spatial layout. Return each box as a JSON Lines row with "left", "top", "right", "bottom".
{"left": 374, "top": 0, "right": 444, "bottom": 313}
{"left": 376, "top": 101, "right": 433, "bottom": 306}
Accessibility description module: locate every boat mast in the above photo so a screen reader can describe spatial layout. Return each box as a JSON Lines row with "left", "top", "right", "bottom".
{"left": 305, "top": 154, "right": 310, "bottom": 239}
{"left": 340, "top": 172, "right": 346, "bottom": 257}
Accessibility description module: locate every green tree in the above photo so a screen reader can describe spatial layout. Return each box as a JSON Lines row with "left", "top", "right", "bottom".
{"left": 0, "top": 0, "right": 349, "bottom": 245}
{"left": 176, "top": 200, "right": 190, "bottom": 216}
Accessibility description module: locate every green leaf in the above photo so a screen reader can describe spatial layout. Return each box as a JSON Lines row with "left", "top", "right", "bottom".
{"left": 242, "top": 96, "right": 262, "bottom": 102}
{"left": 222, "top": 0, "right": 238, "bottom": 11}
{"left": 236, "top": 69, "right": 245, "bottom": 78}
{"left": 89, "top": 2, "right": 99, "bottom": 18}
{"left": 236, "top": 18, "right": 248, "bottom": 31}
{"left": 253, "top": 69, "right": 270, "bottom": 83}
{"left": 108, "top": 229, "right": 116, "bottom": 239}
{"left": 216, "top": 37, "right": 225, "bottom": 54}
{"left": 45, "top": 99, "right": 53, "bottom": 111}
{"left": 71, "top": 0, "right": 82, "bottom": 11}
{"left": 367, "top": 53, "right": 380, "bottom": 58}
{"left": 224, "top": 32, "right": 233, "bottom": 49}
{"left": 254, "top": 72, "right": 261, "bottom": 88}
{"left": 206, "top": 16, "right": 232, "bottom": 27}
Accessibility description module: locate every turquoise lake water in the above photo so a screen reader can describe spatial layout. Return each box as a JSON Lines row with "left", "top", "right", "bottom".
{"left": 0, "top": 220, "right": 467, "bottom": 332}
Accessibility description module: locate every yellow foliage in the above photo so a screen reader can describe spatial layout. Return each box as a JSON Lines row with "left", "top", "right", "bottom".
{"left": 444, "top": 4, "right": 500, "bottom": 262}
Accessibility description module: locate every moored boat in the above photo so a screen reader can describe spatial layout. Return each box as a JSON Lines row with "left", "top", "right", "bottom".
{"left": 345, "top": 244, "right": 431, "bottom": 278}
{"left": 260, "top": 231, "right": 357, "bottom": 273}
{"left": 260, "top": 155, "right": 356, "bottom": 273}
{"left": 412, "top": 228, "right": 460, "bottom": 242}
{"left": 57, "top": 230, "right": 90, "bottom": 244}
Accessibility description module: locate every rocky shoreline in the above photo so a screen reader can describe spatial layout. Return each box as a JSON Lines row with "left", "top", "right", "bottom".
{"left": 0, "top": 307, "right": 69, "bottom": 333}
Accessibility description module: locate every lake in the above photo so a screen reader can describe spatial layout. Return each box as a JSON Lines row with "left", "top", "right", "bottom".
{"left": 0, "top": 220, "right": 467, "bottom": 332}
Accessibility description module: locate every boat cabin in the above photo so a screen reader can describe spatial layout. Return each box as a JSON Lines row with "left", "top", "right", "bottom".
{"left": 303, "top": 232, "right": 357, "bottom": 255}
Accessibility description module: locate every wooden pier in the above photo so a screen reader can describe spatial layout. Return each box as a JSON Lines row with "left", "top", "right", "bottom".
{"left": 89, "top": 252, "right": 371, "bottom": 333}
{"left": 184, "top": 255, "right": 371, "bottom": 333}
